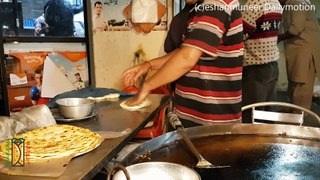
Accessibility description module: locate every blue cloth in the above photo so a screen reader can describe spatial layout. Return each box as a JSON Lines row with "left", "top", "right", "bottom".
{"left": 30, "top": 86, "right": 40, "bottom": 100}
{"left": 47, "top": 87, "right": 133, "bottom": 108}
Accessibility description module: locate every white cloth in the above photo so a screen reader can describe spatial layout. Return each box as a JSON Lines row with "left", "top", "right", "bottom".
{"left": 0, "top": 105, "right": 56, "bottom": 141}
{"left": 132, "top": 0, "right": 158, "bottom": 23}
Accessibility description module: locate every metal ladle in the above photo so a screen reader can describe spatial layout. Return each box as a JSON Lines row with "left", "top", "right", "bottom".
{"left": 167, "top": 111, "right": 230, "bottom": 169}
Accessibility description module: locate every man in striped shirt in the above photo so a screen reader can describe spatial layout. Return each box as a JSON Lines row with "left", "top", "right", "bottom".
{"left": 121, "top": 0, "right": 244, "bottom": 127}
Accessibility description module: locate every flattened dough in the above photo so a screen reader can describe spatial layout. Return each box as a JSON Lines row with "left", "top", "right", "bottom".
{"left": 87, "top": 93, "right": 120, "bottom": 102}
{"left": 120, "top": 99, "right": 151, "bottom": 111}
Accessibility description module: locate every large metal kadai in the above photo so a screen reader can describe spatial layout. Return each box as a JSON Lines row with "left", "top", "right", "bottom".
{"left": 120, "top": 124, "right": 320, "bottom": 179}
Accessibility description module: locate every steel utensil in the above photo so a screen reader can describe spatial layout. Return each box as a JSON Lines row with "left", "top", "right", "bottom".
{"left": 168, "top": 111, "right": 230, "bottom": 169}
{"left": 107, "top": 162, "right": 200, "bottom": 180}
{"left": 56, "top": 98, "right": 94, "bottom": 118}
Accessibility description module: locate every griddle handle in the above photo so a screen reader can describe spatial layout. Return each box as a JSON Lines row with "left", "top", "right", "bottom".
{"left": 107, "top": 163, "right": 130, "bottom": 180}
{"left": 167, "top": 112, "right": 203, "bottom": 161}
{"left": 178, "top": 128, "right": 204, "bottom": 162}
{"left": 167, "top": 111, "right": 183, "bottom": 129}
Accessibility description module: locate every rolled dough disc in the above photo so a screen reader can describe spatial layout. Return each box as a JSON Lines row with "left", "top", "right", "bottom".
{"left": 120, "top": 99, "right": 151, "bottom": 111}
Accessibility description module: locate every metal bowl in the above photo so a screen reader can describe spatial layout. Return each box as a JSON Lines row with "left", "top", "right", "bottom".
{"left": 56, "top": 98, "right": 94, "bottom": 119}
{"left": 112, "top": 162, "right": 201, "bottom": 180}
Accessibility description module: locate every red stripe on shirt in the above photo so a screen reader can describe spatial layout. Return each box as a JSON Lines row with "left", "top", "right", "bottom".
{"left": 249, "top": 31, "right": 279, "bottom": 39}
{"left": 192, "top": 16, "right": 226, "bottom": 33}
{"left": 222, "top": 0, "right": 234, "bottom": 5}
{"left": 192, "top": 64, "right": 243, "bottom": 74}
{"left": 184, "top": 39, "right": 218, "bottom": 55}
{"left": 218, "top": 43, "right": 244, "bottom": 51}
{"left": 230, "top": 18, "right": 243, "bottom": 29}
{"left": 175, "top": 105, "right": 242, "bottom": 121}
{"left": 176, "top": 84, "right": 242, "bottom": 97}
{"left": 256, "top": 13, "right": 282, "bottom": 22}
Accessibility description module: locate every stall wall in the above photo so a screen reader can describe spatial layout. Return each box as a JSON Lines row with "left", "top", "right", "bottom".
{"left": 91, "top": 0, "right": 173, "bottom": 90}
{"left": 92, "top": 31, "right": 167, "bottom": 89}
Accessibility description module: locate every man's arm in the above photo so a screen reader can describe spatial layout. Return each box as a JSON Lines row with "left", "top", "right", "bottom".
{"left": 278, "top": 31, "right": 295, "bottom": 42}
{"left": 147, "top": 49, "right": 180, "bottom": 70}
{"left": 143, "top": 46, "right": 202, "bottom": 91}
{"left": 123, "top": 46, "right": 202, "bottom": 106}
{"left": 70, "top": 4, "right": 83, "bottom": 14}
{"left": 120, "top": 48, "right": 180, "bottom": 88}
{"left": 34, "top": 19, "right": 42, "bottom": 33}
{"left": 287, "top": 1, "right": 308, "bottom": 36}
{"left": 278, "top": 1, "right": 308, "bottom": 42}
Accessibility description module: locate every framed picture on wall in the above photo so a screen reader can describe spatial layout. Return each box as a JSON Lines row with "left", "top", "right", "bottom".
{"left": 91, "top": 0, "right": 167, "bottom": 32}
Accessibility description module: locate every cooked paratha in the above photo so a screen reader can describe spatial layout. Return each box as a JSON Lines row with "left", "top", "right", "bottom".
{"left": 0, "top": 125, "right": 101, "bottom": 161}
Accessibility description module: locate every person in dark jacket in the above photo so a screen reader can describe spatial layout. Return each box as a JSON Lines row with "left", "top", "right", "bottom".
{"left": 164, "top": 2, "right": 195, "bottom": 91}
{"left": 164, "top": 3, "right": 194, "bottom": 53}
{"left": 44, "top": 0, "right": 83, "bottom": 36}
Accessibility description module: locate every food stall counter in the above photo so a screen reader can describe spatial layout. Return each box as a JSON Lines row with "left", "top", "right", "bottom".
{"left": 0, "top": 94, "right": 170, "bottom": 180}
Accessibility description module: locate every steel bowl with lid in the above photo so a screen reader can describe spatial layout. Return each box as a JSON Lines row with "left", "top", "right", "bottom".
{"left": 56, "top": 98, "right": 94, "bottom": 119}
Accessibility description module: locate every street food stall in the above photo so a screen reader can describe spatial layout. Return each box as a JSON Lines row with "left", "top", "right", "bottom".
{"left": 1, "top": 0, "right": 320, "bottom": 180}
{"left": 0, "top": 94, "right": 170, "bottom": 179}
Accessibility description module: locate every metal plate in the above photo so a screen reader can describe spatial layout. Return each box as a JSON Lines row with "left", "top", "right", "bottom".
{"left": 53, "top": 109, "right": 98, "bottom": 122}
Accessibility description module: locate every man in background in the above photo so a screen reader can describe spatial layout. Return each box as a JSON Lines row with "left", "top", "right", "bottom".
{"left": 34, "top": 14, "right": 48, "bottom": 36}
{"left": 241, "top": 0, "right": 282, "bottom": 122}
{"left": 30, "top": 69, "right": 42, "bottom": 105}
{"left": 278, "top": 0, "right": 320, "bottom": 110}
{"left": 92, "top": 1, "right": 108, "bottom": 33}
{"left": 44, "top": 0, "right": 83, "bottom": 36}
{"left": 74, "top": 72, "right": 85, "bottom": 89}
{"left": 164, "top": 2, "right": 194, "bottom": 53}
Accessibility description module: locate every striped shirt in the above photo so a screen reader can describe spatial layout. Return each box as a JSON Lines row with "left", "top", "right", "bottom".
{"left": 174, "top": 0, "right": 244, "bottom": 125}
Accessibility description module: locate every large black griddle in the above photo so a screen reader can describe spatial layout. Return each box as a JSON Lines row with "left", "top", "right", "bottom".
{"left": 121, "top": 124, "right": 320, "bottom": 179}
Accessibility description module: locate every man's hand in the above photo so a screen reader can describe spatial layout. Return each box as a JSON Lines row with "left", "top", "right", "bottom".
{"left": 121, "top": 62, "right": 151, "bottom": 88}
{"left": 277, "top": 34, "right": 284, "bottom": 43}
{"left": 278, "top": 31, "right": 294, "bottom": 43}
{"left": 103, "top": 21, "right": 108, "bottom": 31}
{"left": 124, "top": 85, "right": 150, "bottom": 106}
{"left": 35, "top": 28, "right": 42, "bottom": 35}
